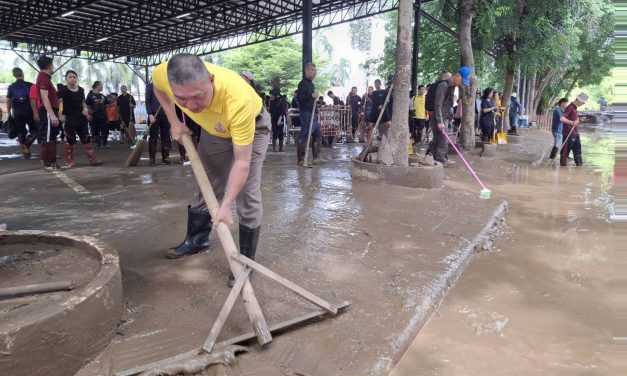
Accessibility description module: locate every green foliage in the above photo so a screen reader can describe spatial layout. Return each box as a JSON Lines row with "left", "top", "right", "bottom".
{"left": 220, "top": 36, "right": 332, "bottom": 96}
{"left": 349, "top": 19, "right": 372, "bottom": 52}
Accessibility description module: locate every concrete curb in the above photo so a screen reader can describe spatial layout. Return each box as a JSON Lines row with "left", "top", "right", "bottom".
{"left": 380, "top": 201, "right": 510, "bottom": 373}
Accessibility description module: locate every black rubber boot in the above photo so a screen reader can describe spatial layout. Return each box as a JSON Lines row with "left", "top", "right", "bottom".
{"left": 549, "top": 146, "right": 558, "bottom": 160}
{"left": 228, "top": 225, "right": 261, "bottom": 287}
{"left": 166, "top": 206, "right": 212, "bottom": 259}
{"left": 574, "top": 155, "right": 583, "bottom": 166}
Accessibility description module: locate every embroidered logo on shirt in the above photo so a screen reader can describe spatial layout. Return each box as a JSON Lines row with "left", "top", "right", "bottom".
{"left": 215, "top": 122, "right": 225, "bottom": 133}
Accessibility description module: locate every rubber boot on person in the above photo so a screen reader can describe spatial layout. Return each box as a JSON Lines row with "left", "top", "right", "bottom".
{"left": 549, "top": 147, "right": 559, "bottom": 160}
{"left": 228, "top": 224, "right": 261, "bottom": 287}
{"left": 272, "top": 139, "right": 277, "bottom": 153}
{"left": 166, "top": 206, "right": 213, "bottom": 259}
{"left": 311, "top": 136, "right": 326, "bottom": 165}
{"left": 278, "top": 138, "right": 284, "bottom": 152}
{"left": 40, "top": 142, "right": 59, "bottom": 171}
{"left": 18, "top": 134, "right": 31, "bottom": 159}
{"left": 297, "top": 139, "right": 306, "bottom": 166}
{"left": 149, "top": 141, "right": 158, "bottom": 166}
{"left": 84, "top": 143, "right": 104, "bottom": 166}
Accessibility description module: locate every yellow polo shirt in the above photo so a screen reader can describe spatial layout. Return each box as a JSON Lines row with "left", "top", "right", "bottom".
{"left": 413, "top": 94, "right": 426, "bottom": 119}
{"left": 152, "top": 61, "right": 262, "bottom": 146}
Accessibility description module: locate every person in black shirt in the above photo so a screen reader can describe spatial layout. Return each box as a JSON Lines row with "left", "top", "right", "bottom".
{"left": 6, "top": 67, "right": 36, "bottom": 158}
{"left": 145, "top": 81, "right": 172, "bottom": 165}
{"left": 370, "top": 78, "right": 393, "bottom": 139}
{"left": 269, "top": 88, "right": 288, "bottom": 152}
{"left": 58, "top": 71, "right": 103, "bottom": 167}
{"left": 117, "top": 85, "right": 136, "bottom": 143}
{"left": 296, "top": 62, "right": 325, "bottom": 165}
{"left": 290, "top": 90, "right": 300, "bottom": 129}
{"left": 479, "top": 87, "right": 497, "bottom": 142}
{"left": 346, "top": 86, "right": 362, "bottom": 142}
{"left": 86, "top": 81, "right": 110, "bottom": 148}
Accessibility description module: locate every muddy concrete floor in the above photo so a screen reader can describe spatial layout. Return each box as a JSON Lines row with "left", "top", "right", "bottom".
{"left": 391, "top": 125, "right": 618, "bottom": 376}
{"left": 0, "top": 126, "right": 609, "bottom": 376}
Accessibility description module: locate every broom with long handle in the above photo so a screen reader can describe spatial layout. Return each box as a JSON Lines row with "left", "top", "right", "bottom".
{"left": 125, "top": 106, "right": 161, "bottom": 167}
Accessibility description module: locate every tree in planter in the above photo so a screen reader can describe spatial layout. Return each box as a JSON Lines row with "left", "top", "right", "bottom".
{"left": 387, "top": 0, "right": 413, "bottom": 167}
{"left": 458, "top": 0, "right": 479, "bottom": 150}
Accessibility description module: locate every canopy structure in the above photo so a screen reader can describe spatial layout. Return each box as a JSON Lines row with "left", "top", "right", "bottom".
{"left": 0, "top": 0, "right": 404, "bottom": 67}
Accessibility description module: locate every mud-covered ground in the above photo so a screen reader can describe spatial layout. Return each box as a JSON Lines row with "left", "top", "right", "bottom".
{"left": 391, "top": 125, "right": 618, "bottom": 376}
{"left": 1, "top": 126, "right": 607, "bottom": 376}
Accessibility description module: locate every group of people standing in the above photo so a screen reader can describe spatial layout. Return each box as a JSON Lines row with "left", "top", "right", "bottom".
{"left": 5, "top": 57, "right": 138, "bottom": 169}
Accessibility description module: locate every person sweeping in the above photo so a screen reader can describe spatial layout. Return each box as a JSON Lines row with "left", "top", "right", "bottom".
{"left": 560, "top": 93, "right": 588, "bottom": 167}
{"left": 152, "top": 54, "right": 271, "bottom": 287}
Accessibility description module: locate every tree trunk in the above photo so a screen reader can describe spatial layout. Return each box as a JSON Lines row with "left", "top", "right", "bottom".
{"left": 519, "top": 75, "right": 526, "bottom": 113}
{"left": 565, "top": 72, "right": 580, "bottom": 98}
{"left": 526, "top": 73, "right": 536, "bottom": 116}
{"left": 389, "top": 0, "right": 413, "bottom": 166}
{"left": 458, "top": 0, "right": 479, "bottom": 150}
{"left": 500, "top": 34, "right": 517, "bottom": 132}
{"left": 501, "top": 66, "right": 515, "bottom": 131}
{"left": 532, "top": 68, "right": 557, "bottom": 113}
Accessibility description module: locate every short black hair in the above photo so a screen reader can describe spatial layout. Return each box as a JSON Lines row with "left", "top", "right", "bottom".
{"left": 167, "top": 53, "right": 210, "bottom": 86}
{"left": 327, "top": 90, "right": 334, "bottom": 96}
{"left": 37, "top": 56, "right": 53, "bottom": 70}
{"left": 418, "top": 85, "right": 425, "bottom": 90}
{"left": 558, "top": 98, "right": 568, "bottom": 106}
{"left": 92, "top": 80, "right": 102, "bottom": 89}
{"left": 374, "top": 79, "right": 381, "bottom": 84}
{"left": 12, "top": 67, "right": 23, "bottom": 78}
{"left": 65, "top": 70, "right": 77, "bottom": 78}
{"left": 305, "top": 62, "right": 316, "bottom": 69}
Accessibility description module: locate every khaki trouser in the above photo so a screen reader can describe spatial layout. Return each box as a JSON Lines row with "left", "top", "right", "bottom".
{"left": 191, "top": 109, "right": 271, "bottom": 228}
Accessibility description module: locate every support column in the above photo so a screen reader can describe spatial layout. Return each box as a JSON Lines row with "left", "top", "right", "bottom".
{"left": 411, "top": 0, "right": 422, "bottom": 94}
{"left": 302, "top": 0, "right": 313, "bottom": 76}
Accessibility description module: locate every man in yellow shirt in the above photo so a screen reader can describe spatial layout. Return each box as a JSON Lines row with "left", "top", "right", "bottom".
{"left": 411, "top": 85, "right": 427, "bottom": 147}
{"left": 152, "top": 54, "right": 271, "bottom": 286}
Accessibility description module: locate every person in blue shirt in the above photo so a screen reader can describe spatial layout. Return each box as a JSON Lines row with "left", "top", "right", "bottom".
{"left": 508, "top": 93, "right": 522, "bottom": 135}
{"left": 549, "top": 98, "right": 569, "bottom": 160}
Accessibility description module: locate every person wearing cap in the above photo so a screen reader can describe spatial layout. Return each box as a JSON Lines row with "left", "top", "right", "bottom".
{"left": 428, "top": 68, "right": 466, "bottom": 166}
{"left": 151, "top": 53, "right": 271, "bottom": 287}
{"left": 35, "top": 55, "right": 61, "bottom": 170}
{"left": 559, "top": 93, "right": 588, "bottom": 166}
{"left": 508, "top": 93, "right": 522, "bottom": 135}
{"left": 6, "top": 67, "right": 36, "bottom": 158}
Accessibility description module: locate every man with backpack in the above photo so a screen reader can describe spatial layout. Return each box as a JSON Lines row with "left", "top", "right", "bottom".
{"left": 426, "top": 68, "right": 469, "bottom": 166}
{"left": 6, "top": 68, "right": 37, "bottom": 159}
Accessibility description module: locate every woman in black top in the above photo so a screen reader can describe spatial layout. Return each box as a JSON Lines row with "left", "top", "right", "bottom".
{"left": 480, "top": 87, "right": 497, "bottom": 142}
{"left": 57, "top": 71, "right": 103, "bottom": 167}
{"left": 86, "top": 81, "right": 110, "bottom": 148}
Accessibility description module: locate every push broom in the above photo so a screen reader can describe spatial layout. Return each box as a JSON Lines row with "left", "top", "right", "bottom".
{"left": 442, "top": 130, "right": 492, "bottom": 199}
{"left": 125, "top": 107, "right": 161, "bottom": 167}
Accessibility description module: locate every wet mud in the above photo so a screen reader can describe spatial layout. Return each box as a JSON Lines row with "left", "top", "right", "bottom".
{"left": 0, "top": 128, "right": 594, "bottom": 375}
{"left": 391, "top": 124, "right": 617, "bottom": 375}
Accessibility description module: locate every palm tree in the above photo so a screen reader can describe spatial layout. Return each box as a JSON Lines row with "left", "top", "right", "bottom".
{"left": 331, "top": 58, "right": 352, "bottom": 87}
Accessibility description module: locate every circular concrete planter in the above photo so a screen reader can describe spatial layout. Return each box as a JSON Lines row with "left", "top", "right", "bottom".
{"left": 0, "top": 231, "right": 123, "bottom": 376}
{"left": 351, "top": 157, "right": 443, "bottom": 188}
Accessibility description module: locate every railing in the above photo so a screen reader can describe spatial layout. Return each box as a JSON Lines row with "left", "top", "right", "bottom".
{"left": 529, "top": 110, "right": 552, "bottom": 132}
{"left": 286, "top": 105, "right": 354, "bottom": 142}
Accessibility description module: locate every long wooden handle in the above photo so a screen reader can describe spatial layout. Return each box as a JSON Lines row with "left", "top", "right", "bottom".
{"left": 303, "top": 99, "right": 317, "bottom": 166}
{"left": 360, "top": 84, "right": 394, "bottom": 161}
{"left": 180, "top": 133, "right": 272, "bottom": 346}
